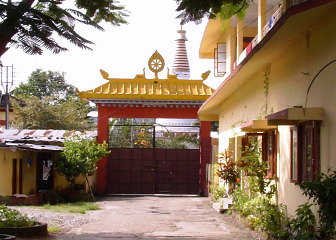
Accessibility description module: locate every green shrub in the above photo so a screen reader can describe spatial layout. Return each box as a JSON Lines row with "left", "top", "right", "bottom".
{"left": 56, "top": 185, "right": 91, "bottom": 203}
{"left": 288, "top": 203, "right": 317, "bottom": 240}
{"left": 239, "top": 142, "right": 276, "bottom": 198}
{"left": 0, "top": 205, "right": 35, "bottom": 227}
{"left": 209, "top": 183, "right": 226, "bottom": 201}
{"left": 231, "top": 194, "right": 289, "bottom": 239}
{"left": 0, "top": 196, "right": 10, "bottom": 205}
{"left": 43, "top": 190, "right": 63, "bottom": 205}
{"left": 298, "top": 170, "right": 336, "bottom": 239}
{"left": 231, "top": 188, "right": 249, "bottom": 213}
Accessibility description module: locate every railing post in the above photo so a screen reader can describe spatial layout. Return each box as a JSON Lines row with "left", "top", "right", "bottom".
{"left": 258, "top": 0, "right": 267, "bottom": 42}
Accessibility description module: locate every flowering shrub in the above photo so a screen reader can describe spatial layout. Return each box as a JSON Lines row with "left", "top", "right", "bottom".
{"left": 217, "top": 150, "right": 239, "bottom": 185}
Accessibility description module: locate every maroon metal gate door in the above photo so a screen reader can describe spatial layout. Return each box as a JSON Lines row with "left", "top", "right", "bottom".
{"left": 107, "top": 148, "right": 200, "bottom": 194}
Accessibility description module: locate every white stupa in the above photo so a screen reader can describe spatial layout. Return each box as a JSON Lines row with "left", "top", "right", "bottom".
{"left": 171, "top": 26, "right": 191, "bottom": 79}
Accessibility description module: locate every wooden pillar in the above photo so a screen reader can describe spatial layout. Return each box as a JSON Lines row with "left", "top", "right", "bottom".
{"left": 12, "top": 158, "right": 17, "bottom": 195}
{"left": 258, "top": 0, "right": 267, "bottom": 42}
{"left": 227, "top": 23, "right": 236, "bottom": 74}
{"left": 96, "top": 104, "right": 109, "bottom": 194}
{"left": 199, "top": 121, "right": 212, "bottom": 196}
{"left": 236, "top": 19, "right": 244, "bottom": 58}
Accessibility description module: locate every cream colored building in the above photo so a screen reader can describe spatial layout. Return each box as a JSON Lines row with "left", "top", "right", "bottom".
{"left": 199, "top": 0, "right": 336, "bottom": 215}
{"left": 0, "top": 129, "right": 94, "bottom": 196}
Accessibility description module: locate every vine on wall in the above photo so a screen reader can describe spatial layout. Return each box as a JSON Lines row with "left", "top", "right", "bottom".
{"left": 260, "top": 63, "right": 271, "bottom": 119}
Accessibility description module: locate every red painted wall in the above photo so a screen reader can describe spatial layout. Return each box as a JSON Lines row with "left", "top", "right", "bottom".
{"left": 98, "top": 105, "right": 200, "bottom": 119}
{"left": 96, "top": 105, "right": 109, "bottom": 194}
{"left": 199, "top": 121, "right": 212, "bottom": 196}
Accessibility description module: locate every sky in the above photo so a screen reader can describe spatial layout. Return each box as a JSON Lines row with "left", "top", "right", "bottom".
{"left": 1, "top": 0, "right": 219, "bottom": 92}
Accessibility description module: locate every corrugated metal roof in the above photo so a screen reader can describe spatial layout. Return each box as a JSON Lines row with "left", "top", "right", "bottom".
{"left": 0, "top": 129, "right": 97, "bottom": 143}
{"left": 2, "top": 142, "right": 63, "bottom": 151}
{"left": 77, "top": 77, "right": 214, "bottom": 101}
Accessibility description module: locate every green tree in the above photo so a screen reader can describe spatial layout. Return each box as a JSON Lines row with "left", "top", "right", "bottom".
{"left": 12, "top": 69, "right": 94, "bottom": 130}
{"left": 0, "top": 0, "right": 128, "bottom": 57}
{"left": 109, "top": 118, "right": 155, "bottom": 148}
{"left": 57, "top": 138, "right": 110, "bottom": 199}
{"left": 175, "top": 0, "right": 248, "bottom": 24}
{"left": 12, "top": 69, "right": 75, "bottom": 99}
{"left": 156, "top": 132, "right": 199, "bottom": 149}
{"left": 12, "top": 95, "right": 93, "bottom": 130}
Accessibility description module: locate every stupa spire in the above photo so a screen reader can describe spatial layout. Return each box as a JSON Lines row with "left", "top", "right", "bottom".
{"left": 172, "top": 25, "right": 190, "bottom": 79}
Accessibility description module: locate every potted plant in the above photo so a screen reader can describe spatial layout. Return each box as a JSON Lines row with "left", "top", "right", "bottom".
{"left": 217, "top": 150, "right": 239, "bottom": 193}
{"left": 0, "top": 234, "right": 15, "bottom": 239}
{"left": 0, "top": 205, "right": 47, "bottom": 238}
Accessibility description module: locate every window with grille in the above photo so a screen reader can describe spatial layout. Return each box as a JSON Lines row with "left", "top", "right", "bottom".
{"left": 214, "top": 42, "right": 226, "bottom": 77}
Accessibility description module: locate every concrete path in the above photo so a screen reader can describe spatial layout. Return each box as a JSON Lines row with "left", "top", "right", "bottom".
{"left": 51, "top": 195, "right": 260, "bottom": 240}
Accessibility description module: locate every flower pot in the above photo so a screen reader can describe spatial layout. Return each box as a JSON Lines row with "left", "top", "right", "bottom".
{"left": 0, "top": 222, "right": 47, "bottom": 238}
{"left": 0, "top": 234, "right": 15, "bottom": 239}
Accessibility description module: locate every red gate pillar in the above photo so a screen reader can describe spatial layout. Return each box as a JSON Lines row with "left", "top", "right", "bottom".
{"left": 199, "top": 121, "right": 212, "bottom": 196}
{"left": 96, "top": 105, "right": 109, "bottom": 194}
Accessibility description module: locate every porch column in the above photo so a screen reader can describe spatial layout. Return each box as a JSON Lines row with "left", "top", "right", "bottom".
{"left": 227, "top": 22, "right": 236, "bottom": 74}
{"left": 258, "top": 0, "right": 267, "bottom": 42}
{"left": 96, "top": 104, "right": 109, "bottom": 194}
{"left": 199, "top": 121, "right": 212, "bottom": 196}
{"left": 236, "top": 19, "right": 244, "bottom": 58}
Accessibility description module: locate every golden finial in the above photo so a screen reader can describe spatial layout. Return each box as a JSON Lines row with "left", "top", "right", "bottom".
{"left": 201, "top": 70, "right": 211, "bottom": 80}
{"left": 167, "top": 67, "right": 177, "bottom": 79}
{"left": 100, "top": 69, "right": 109, "bottom": 80}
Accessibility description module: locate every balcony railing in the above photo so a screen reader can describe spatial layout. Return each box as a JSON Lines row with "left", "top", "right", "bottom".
{"left": 263, "top": 4, "right": 284, "bottom": 37}
{"left": 232, "top": 0, "right": 310, "bottom": 72}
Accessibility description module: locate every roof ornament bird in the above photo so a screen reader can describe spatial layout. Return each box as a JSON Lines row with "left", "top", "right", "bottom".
{"left": 100, "top": 69, "right": 110, "bottom": 80}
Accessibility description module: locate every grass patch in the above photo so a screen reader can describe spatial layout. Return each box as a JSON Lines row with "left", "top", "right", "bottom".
{"left": 48, "top": 226, "right": 61, "bottom": 233}
{"left": 37, "top": 202, "right": 101, "bottom": 214}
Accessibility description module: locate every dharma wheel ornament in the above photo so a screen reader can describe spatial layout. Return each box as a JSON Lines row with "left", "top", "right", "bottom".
{"left": 148, "top": 50, "right": 165, "bottom": 78}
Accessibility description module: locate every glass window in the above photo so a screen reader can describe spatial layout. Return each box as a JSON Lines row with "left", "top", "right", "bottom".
{"left": 267, "top": 130, "right": 277, "bottom": 177}
{"left": 290, "top": 121, "right": 320, "bottom": 183}
{"left": 290, "top": 127, "right": 298, "bottom": 182}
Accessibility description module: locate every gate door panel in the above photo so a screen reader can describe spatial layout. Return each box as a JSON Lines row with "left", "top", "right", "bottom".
{"left": 156, "top": 149, "right": 173, "bottom": 193}
{"left": 142, "top": 149, "right": 155, "bottom": 194}
{"left": 107, "top": 148, "right": 199, "bottom": 194}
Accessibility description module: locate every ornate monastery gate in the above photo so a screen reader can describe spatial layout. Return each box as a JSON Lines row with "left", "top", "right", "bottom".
{"left": 78, "top": 51, "right": 213, "bottom": 195}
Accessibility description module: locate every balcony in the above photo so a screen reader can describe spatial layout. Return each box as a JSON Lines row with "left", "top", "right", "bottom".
{"left": 236, "top": 3, "right": 284, "bottom": 66}
{"left": 212, "top": 0, "right": 312, "bottom": 75}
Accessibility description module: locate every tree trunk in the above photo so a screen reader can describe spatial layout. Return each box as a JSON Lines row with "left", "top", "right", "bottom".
{"left": 85, "top": 174, "right": 94, "bottom": 201}
{"left": 0, "top": 0, "right": 36, "bottom": 57}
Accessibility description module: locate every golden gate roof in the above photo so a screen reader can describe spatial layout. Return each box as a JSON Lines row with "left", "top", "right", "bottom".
{"left": 77, "top": 51, "right": 213, "bottom": 102}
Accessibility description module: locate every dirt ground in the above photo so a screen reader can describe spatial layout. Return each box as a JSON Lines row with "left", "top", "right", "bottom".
{"left": 18, "top": 195, "right": 262, "bottom": 240}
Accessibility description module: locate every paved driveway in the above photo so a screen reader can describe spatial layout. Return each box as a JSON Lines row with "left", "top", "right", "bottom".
{"left": 51, "top": 195, "right": 260, "bottom": 240}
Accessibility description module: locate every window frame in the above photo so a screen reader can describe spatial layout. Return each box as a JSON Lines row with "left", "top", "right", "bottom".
{"left": 290, "top": 126, "right": 300, "bottom": 183}
{"left": 266, "top": 130, "right": 278, "bottom": 178}
{"left": 243, "top": 131, "right": 277, "bottom": 177}
{"left": 290, "top": 121, "right": 320, "bottom": 183}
